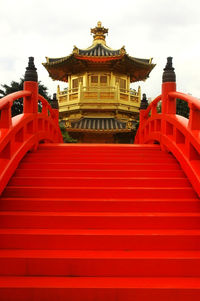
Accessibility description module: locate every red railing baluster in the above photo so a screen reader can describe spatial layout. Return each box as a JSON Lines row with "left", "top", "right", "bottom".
{"left": 42, "top": 103, "right": 48, "bottom": 115}
{"left": 0, "top": 103, "right": 12, "bottom": 129}
{"left": 151, "top": 103, "right": 157, "bottom": 116}
{"left": 188, "top": 103, "right": 200, "bottom": 131}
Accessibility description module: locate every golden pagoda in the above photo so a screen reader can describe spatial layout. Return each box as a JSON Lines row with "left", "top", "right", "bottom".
{"left": 43, "top": 22, "right": 155, "bottom": 143}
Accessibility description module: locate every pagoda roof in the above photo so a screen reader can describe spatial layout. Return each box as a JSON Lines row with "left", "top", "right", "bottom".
{"left": 42, "top": 22, "right": 155, "bottom": 83}
{"left": 68, "top": 118, "right": 134, "bottom": 133}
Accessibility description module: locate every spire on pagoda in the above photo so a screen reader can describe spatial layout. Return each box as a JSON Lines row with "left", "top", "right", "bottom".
{"left": 91, "top": 21, "right": 108, "bottom": 45}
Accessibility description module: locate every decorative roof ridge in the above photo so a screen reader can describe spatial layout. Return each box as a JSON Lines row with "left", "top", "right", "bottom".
{"left": 73, "top": 43, "right": 126, "bottom": 57}
{"left": 73, "top": 43, "right": 125, "bottom": 54}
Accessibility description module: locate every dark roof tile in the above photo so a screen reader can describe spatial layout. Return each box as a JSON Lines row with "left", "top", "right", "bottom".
{"left": 71, "top": 118, "right": 127, "bottom": 130}
{"left": 78, "top": 44, "right": 121, "bottom": 57}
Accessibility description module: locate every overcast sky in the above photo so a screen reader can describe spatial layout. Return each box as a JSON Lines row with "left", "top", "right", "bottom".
{"left": 0, "top": 0, "right": 200, "bottom": 100}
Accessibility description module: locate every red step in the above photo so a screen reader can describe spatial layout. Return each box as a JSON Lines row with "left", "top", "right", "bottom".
{"left": 0, "top": 211, "right": 200, "bottom": 229}
{"left": 24, "top": 152, "right": 175, "bottom": 160}
{"left": 37, "top": 144, "right": 162, "bottom": 152}
{"left": 0, "top": 276, "right": 200, "bottom": 301}
{"left": 8, "top": 176, "right": 191, "bottom": 188}
{"left": 18, "top": 162, "right": 182, "bottom": 170}
{"left": 14, "top": 168, "right": 186, "bottom": 178}
{"left": 26, "top": 147, "right": 170, "bottom": 154}
{"left": 22, "top": 155, "right": 177, "bottom": 163}
{"left": 0, "top": 198, "right": 199, "bottom": 212}
{"left": 1, "top": 250, "right": 200, "bottom": 277}
{"left": 0, "top": 229, "right": 200, "bottom": 250}
{"left": 3, "top": 186, "right": 197, "bottom": 199}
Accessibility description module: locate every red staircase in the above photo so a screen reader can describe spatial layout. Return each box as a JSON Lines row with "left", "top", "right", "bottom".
{"left": 0, "top": 144, "right": 200, "bottom": 300}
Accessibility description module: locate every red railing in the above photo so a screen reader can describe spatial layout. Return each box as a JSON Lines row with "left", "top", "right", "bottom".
{"left": 0, "top": 57, "right": 63, "bottom": 194}
{"left": 135, "top": 57, "right": 200, "bottom": 196}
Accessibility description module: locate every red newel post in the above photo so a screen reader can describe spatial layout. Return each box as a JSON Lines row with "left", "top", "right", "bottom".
{"left": 23, "top": 57, "right": 38, "bottom": 114}
{"left": 51, "top": 93, "right": 59, "bottom": 123}
{"left": 23, "top": 57, "right": 39, "bottom": 151}
{"left": 160, "top": 57, "right": 176, "bottom": 151}
{"left": 162, "top": 57, "right": 176, "bottom": 114}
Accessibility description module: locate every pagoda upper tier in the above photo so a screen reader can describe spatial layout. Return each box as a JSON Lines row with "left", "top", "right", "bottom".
{"left": 43, "top": 22, "right": 155, "bottom": 83}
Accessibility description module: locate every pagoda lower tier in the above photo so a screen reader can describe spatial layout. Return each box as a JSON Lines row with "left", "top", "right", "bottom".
{"left": 58, "top": 83, "right": 140, "bottom": 143}
{"left": 65, "top": 117, "right": 136, "bottom": 143}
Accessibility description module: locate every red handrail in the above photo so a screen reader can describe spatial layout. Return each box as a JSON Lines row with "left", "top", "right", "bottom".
{"left": 0, "top": 91, "right": 31, "bottom": 110}
{"left": 135, "top": 58, "right": 200, "bottom": 196}
{"left": 38, "top": 94, "right": 57, "bottom": 119}
{"left": 0, "top": 57, "right": 63, "bottom": 195}
{"left": 143, "top": 94, "right": 162, "bottom": 117}
{"left": 169, "top": 91, "right": 200, "bottom": 111}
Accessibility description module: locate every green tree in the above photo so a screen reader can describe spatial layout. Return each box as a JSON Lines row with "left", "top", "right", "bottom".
{"left": 176, "top": 98, "right": 189, "bottom": 118}
{"left": 59, "top": 122, "right": 77, "bottom": 143}
{"left": 148, "top": 99, "right": 189, "bottom": 118}
{"left": 0, "top": 77, "right": 52, "bottom": 116}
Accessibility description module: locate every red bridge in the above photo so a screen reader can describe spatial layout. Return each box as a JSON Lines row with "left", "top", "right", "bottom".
{"left": 0, "top": 57, "right": 200, "bottom": 300}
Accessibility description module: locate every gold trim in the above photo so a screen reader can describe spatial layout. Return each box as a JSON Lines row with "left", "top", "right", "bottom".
{"left": 67, "top": 128, "right": 132, "bottom": 133}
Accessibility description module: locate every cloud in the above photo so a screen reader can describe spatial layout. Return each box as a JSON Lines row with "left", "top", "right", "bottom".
{"left": 0, "top": 0, "right": 200, "bottom": 99}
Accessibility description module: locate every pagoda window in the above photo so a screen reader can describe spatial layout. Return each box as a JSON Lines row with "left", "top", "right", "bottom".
{"left": 90, "top": 74, "right": 108, "bottom": 86}
{"left": 100, "top": 76, "right": 107, "bottom": 86}
{"left": 91, "top": 76, "right": 98, "bottom": 85}
{"left": 72, "top": 77, "right": 83, "bottom": 91}
{"left": 116, "top": 77, "right": 127, "bottom": 91}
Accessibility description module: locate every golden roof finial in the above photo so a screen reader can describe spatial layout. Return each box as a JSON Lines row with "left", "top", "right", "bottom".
{"left": 97, "top": 21, "right": 102, "bottom": 27}
{"left": 91, "top": 21, "right": 108, "bottom": 44}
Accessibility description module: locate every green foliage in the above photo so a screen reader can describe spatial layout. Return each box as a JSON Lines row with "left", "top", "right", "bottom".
{"left": 176, "top": 98, "right": 189, "bottom": 118}
{"left": 59, "top": 122, "right": 77, "bottom": 143}
{"left": 147, "top": 99, "right": 189, "bottom": 118}
{"left": 134, "top": 120, "right": 140, "bottom": 132}
{"left": 0, "top": 77, "right": 52, "bottom": 116}
{"left": 157, "top": 102, "right": 162, "bottom": 113}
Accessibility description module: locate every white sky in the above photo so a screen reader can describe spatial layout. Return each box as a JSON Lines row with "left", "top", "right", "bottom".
{"left": 0, "top": 0, "right": 200, "bottom": 100}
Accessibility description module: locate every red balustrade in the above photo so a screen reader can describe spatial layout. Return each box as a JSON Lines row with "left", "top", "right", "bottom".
{"left": 135, "top": 57, "right": 200, "bottom": 196}
{"left": 0, "top": 57, "right": 63, "bottom": 194}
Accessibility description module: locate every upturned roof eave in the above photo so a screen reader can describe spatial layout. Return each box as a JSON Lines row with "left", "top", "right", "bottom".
{"left": 42, "top": 53, "right": 74, "bottom": 67}
{"left": 43, "top": 53, "right": 155, "bottom": 68}
{"left": 43, "top": 53, "right": 156, "bottom": 83}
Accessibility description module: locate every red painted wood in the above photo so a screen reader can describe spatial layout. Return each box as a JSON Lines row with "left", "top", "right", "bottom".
{"left": 1, "top": 250, "right": 200, "bottom": 277}
{"left": 135, "top": 83, "right": 200, "bottom": 197}
{"left": 0, "top": 83, "right": 63, "bottom": 195}
{"left": 1, "top": 277, "right": 200, "bottom": 301}
{"left": 8, "top": 176, "right": 191, "bottom": 187}
{"left": 0, "top": 198, "right": 199, "bottom": 212}
{"left": 14, "top": 168, "right": 185, "bottom": 178}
